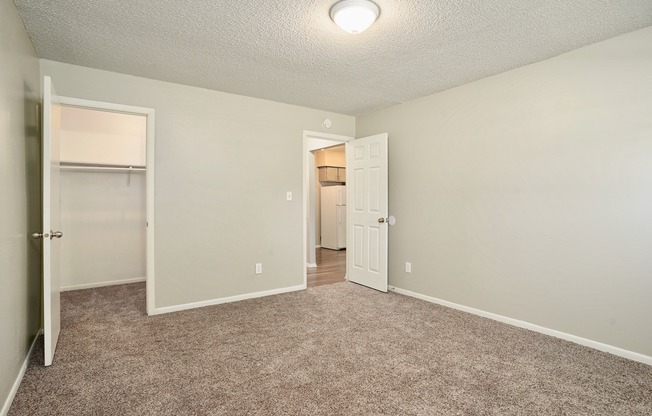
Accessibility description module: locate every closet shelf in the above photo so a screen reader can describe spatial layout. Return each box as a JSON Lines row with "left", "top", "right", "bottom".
{"left": 60, "top": 162, "right": 146, "bottom": 173}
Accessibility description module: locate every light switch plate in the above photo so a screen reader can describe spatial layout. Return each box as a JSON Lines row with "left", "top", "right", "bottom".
{"left": 286, "top": 192, "right": 293, "bottom": 201}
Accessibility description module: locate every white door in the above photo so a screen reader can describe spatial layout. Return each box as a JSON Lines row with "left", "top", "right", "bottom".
{"left": 337, "top": 205, "right": 347, "bottom": 249}
{"left": 40, "top": 76, "right": 63, "bottom": 366}
{"left": 346, "top": 133, "right": 389, "bottom": 292}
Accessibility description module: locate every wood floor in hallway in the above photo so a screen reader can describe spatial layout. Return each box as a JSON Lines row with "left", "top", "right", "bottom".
{"left": 307, "top": 248, "right": 346, "bottom": 288}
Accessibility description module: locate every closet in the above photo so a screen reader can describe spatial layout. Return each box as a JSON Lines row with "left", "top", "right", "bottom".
{"left": 59, "top": 106, "right": 147, "bottom": 290}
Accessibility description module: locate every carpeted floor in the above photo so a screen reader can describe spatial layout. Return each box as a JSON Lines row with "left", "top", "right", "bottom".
{"left": 9, "top": 282, "right": 652, "bottom": 415}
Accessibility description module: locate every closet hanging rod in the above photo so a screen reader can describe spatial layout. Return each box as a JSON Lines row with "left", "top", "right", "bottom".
{"left": 60, "top": 162, "right": 146, "bottom": 172}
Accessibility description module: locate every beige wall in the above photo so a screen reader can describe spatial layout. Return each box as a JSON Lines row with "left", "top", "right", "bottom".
{"left": 41, "top": 59, "right": 355, "bottom": 308}
{"left": 0, "top": 0, "right": 42, "bottom": 410}
{"left": 315, "top": 145, "right": 345, "bottom": 167}
{"left": 314, "top": 164, "right": 322, "bottom": 247}
{"left": 357, "top": 26, "right": 652, "bottom": 357}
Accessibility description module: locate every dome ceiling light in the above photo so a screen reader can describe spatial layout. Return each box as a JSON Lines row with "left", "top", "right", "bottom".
{"left": 330, "top": 0, "right": 380, "bottom": 35}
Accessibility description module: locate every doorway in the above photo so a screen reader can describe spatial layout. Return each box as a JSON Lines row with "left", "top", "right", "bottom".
{"left": 58, "top": 105, "right": 146, "bottom": 292}
{"left": 58, "top": 96, "right": 155, "bottom": 314}
{"left": 302, "top": 131, "right": 352, "bottom": 288}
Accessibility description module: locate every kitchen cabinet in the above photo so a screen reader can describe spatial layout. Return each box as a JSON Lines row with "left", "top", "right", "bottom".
{"left": 319, "top": 166, "right": 345, "bottom": 183}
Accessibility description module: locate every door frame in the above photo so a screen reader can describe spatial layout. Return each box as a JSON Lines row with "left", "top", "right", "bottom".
{"left": 58, "top": 96, "right": 156, "bottom": 315}
{"left": 302, "top": 130, "right": 352, "bottom": 288}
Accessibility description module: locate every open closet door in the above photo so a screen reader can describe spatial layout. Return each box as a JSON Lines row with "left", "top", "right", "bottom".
{"left": 39, "top": 76, "right": 63, "bottom": 366}
{"left": 346, "top": 133, "right": 389, "bottom": 292}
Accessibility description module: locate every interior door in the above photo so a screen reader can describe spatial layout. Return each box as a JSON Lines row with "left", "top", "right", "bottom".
{"left": 346, "top": 133, "right": 389, "bottom": 292}
{"left": 40, "top": 76, "right": 63, "bottom": 366}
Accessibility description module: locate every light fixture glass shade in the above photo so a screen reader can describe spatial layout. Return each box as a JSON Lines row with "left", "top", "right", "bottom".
{"left": 330, "top": 0, "right": 380, "bottom": 35}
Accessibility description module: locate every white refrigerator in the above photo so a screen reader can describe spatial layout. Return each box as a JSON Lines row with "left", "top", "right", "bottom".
{"left": 321, "top": 185, "right": 346, "bottom": 250}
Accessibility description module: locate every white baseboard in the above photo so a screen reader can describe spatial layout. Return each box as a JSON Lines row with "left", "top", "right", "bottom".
{"left": 307, "top": 263, "right": 318, "bottom": 268}
{"left": 1, "top": 329, "right": 42, "bottom": 416}
{"left": 315, "top": 245, "right": 321, "bottom": 248}
{"left": 390, "top": 286, "right": 652, "bottom": 367}
{"left": 61, "top": 277, "right": 146, "bottom": 291}
{"left": 151, "top": 284, "right": 306, "bottom": 315}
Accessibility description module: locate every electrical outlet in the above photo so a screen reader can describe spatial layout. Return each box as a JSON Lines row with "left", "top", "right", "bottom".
{"left": 405, "top": 262, "right": 412, "bottom": 273}
{"left": 255, "top": 263, "right": 262, "bottom": 275}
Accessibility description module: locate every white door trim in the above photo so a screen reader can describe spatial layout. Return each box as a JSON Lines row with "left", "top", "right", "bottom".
{"left": 302, "top": 131, "right": 353, "bottom": 288}
{"left": 58, "top": 96, "right": 156, "bottom": 315}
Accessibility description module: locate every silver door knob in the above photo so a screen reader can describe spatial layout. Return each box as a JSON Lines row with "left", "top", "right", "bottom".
{"left": 51, "top": 231, "right": 63, "bottom": 239}
{"left": 32, "top": 232, "right": 49, "bottom": 239}
{"left": 377, "top": 216, "right": 396, "bottom": 225}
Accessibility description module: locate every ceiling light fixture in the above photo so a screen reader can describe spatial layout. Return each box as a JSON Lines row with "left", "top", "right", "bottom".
{"left": 330, "top": 0, "right": 380, "bottom": 35}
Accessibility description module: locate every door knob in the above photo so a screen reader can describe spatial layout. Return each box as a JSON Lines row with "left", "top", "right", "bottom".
{"left": 51, "top": 231, "right": 63, "bottom": 239}
{"left": 32, "top": 232, "right": 49, "bottom": 239}
{"left": 377, "top": 216, "right": 396, "bottom": 225}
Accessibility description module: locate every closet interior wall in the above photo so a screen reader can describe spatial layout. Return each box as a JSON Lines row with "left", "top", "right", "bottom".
{"left": 59, "top": 106, "right": 147, "bottom": 290}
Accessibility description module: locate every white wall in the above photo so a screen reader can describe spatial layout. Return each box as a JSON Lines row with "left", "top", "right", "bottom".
{"left": 41, "top": 59, "right": 356, "bottom": 309}
{"left": 60, "top": 106, "right": 146, "bottom": 166}
{"left": 60, "top": 171, "right": 146, "bottom": 289}
{"left": 357, "top": 26, "right": 652, "bottom": 357}
{"left": 60, "top": 107, "right": 146, "bottom": 289}
{"left": 0, "top": 1, "right": 41, "bottom": 412}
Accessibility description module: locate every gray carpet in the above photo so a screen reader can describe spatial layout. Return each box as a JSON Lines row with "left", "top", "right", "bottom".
{"left": 9, "top": 282, "right": 652, "bottom": 415}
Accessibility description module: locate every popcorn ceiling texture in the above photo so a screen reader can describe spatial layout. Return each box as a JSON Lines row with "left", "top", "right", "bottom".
{"left": 13, "top": 0, "right": 652, "bottom": 115}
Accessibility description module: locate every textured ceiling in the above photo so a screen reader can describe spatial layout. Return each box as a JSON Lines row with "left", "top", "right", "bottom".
{"left": 14, "top": 0, "right": 652, "bottom": 115}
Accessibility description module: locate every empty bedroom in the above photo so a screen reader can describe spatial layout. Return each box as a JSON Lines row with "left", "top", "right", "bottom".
{"left": 1, "top": 0, "right": 651, "bottom": 415}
